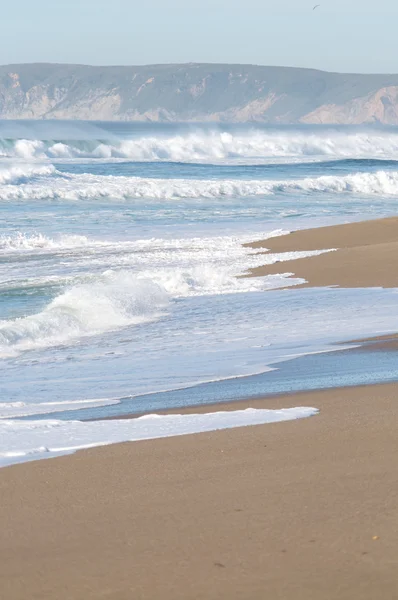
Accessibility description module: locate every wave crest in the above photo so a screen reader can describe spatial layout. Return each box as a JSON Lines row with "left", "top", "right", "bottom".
{"left": 0, "top": 164, "right": 55, "bottom": 185}
{"left": 0, "top": 271, "right": 169, "bottom": 356}
{"left": 0, "top": 232, "right": 90, "bottom": 251}
{"left": 2, "top": 169, "right": 398, "bottom": 201}
{"left": 2, "top": 129, "right": 398, "bottom": 163}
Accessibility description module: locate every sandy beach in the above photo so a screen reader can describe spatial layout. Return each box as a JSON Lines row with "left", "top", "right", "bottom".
{"left": 2, "top": 215, "right": 398, "bottom": 599}
{"left": 246, "top": 216, "right": 398, "bottom": 288}
{"left": 1, "top": 382, "right": 397, "bottom": 600}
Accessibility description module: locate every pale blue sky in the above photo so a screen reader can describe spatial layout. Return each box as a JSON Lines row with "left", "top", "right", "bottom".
{"left": 2, "top": 0, "right": 398, "bottom": 73}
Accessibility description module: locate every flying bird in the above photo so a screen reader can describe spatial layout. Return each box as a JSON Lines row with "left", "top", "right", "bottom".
{"left": 313, "top": 4, "right": 320, "bottom": 9}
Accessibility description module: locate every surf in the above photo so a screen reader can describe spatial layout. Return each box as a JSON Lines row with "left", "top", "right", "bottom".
{"left": 0, "top": 271, "right": 169, "bottom": 356}
{"left": 2, "top": 169, "right": 398, "bottom": 201}
{"left": 2, "top": 125, "right": 398, "bottom": 164}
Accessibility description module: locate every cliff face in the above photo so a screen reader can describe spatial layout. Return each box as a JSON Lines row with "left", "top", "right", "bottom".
{"left": 2, "top": 63, "right": 398, "bottom": 124}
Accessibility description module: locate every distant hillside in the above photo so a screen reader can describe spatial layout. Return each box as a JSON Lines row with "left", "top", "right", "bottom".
{"left": 2, "top": 63, "right": 398, "bottom": 124}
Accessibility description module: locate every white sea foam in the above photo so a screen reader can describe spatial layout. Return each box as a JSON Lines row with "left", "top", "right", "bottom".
{"left": 0, "top": 398, "right": 120, "bottom": 419}
{"left": 0, "top": 231, "right": 330, "bottom": 355}
{"left": 0, "top": 229, "right": 314, "bottom": 300}
{"left": 2, "top": 129, "right": 398, "bottom": 163}
{"left": 0, "top": 164, "right": 55, "bottom": 185}
{"left": 2, "top": 169, "right": 398, "bottom": 201}
{"left": 0, "top": 407, "right": 319, "bottom": 467}
{"left": 0, "top": 271, "right": 169, "bottom": 356}
{"left": 139, "top": 250, "right": 328, "bottom": 297}
{"left": 0, "top": 232, "right": 90, "bottom": 251}
{"left": 102, "top": 130, "right": 398, "bottom": 162}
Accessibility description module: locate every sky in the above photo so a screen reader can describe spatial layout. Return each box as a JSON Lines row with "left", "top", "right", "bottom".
{"left": 2, "top": 0, "right": 398, "bottom": 73}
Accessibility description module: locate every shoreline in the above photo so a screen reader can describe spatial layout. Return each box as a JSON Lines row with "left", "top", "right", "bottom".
{"left": 96, "top": 339, "right": 398, "bottom": 419}
{"left": 100, "top": 378, "right": 398, "bottom": 419}
{"left": 1, "top": 382, "right": 398, "bottom": 599}
{"left": 88, "top": 332, "right": 398, "bottom": 422}
{"left": 245, "top": 216, "right": 398, "bottom": 288}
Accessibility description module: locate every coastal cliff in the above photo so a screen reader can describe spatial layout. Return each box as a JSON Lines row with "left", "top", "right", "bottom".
{"left": 2, "top": 63, "right": 398, "bottom": 124}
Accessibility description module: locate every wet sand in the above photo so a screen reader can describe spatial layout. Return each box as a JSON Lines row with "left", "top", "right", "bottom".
{"left": 346, "top": 332, "right": 398, "bottom": 352}
{"left": 245, "top": 216, "right": 398, "bottom": 287}
{"left": 1, "top": 382, "right": 398, "bottom": 600}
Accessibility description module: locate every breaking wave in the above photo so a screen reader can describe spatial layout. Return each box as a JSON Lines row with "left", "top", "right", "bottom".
{"left": 0, "top": 164, "right": 55, "bottom": 185}
{"left": 2, "top": 129, "right": 398, "bottom": 163}
{"left": 0, "top": 271, "right": 169, "bottom": 356}
{"left": 0, "top": 232, "right": 90, "bottom": 251}
{"left": 2, "top": 169, "right": 398, "bottom": 201}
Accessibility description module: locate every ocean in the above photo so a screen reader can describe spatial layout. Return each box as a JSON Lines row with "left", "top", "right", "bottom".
{"left": 2, "top": 121, "right": 398, "bottom": 466}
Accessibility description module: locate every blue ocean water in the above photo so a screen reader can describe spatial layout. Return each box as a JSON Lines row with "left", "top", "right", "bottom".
{"left": 2, "top": 121, "right": 398, "bottom": 464}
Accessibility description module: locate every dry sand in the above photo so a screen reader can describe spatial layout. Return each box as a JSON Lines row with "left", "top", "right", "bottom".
{"left": 245, "top": 216, "right": 398, "bottom": 287}
{"left": 1, "top": 382, "right": 398, "bottom": 600}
